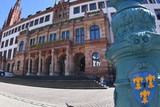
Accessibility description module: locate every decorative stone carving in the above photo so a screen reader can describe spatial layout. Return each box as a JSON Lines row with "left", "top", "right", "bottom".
{"left": 106, "top": 0, "right": 160, "bottom": 106}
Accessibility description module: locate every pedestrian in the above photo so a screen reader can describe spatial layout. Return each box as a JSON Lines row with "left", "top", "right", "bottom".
{"left": 100, "top": 76, "right": 104, "bottom": 84}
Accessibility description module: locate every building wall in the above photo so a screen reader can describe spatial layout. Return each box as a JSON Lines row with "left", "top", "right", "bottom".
{"left": 0, "top": 11, "right": 53, "bottom": 60}
{"left": 10, "top": 11, "right": 114, "bottom": 82}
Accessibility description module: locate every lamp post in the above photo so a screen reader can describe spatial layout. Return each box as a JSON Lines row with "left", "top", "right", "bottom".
{"left": 106, "top": 0, "right": 160, "bottom": 106}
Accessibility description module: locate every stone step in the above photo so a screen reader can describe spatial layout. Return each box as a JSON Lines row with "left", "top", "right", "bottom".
{"left": 0, "top": 77, "right": 106, "bottom": 89}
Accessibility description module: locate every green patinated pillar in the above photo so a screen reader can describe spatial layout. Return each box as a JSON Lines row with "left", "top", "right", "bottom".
{"left": 106, "top": 0, "right": 160, "bottom": 107}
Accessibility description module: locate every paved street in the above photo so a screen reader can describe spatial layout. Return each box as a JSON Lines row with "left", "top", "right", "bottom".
{"left": 0, "top": 82, "right": 114, "bottom": 107}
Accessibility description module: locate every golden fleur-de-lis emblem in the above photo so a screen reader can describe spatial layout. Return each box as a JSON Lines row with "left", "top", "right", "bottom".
{"left": 133, "top": 76, "right": 143, "bottom": 90}
{"left": 146, "top": 74, "right": 155, "bottom": 89}
{"left": 140, "top": 90, "right": 150, "bottom": 104}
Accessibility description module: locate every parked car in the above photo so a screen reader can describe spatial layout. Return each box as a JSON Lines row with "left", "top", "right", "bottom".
{"left": 0, "top": 70, "right": 14, "bottom": 77}
{"left": 0, "top": 70, "right": 5, "bottom": 77}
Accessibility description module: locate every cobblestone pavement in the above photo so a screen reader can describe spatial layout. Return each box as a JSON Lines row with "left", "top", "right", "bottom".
{"left": 0, "top": 82, "right": 114, "bottom": 107}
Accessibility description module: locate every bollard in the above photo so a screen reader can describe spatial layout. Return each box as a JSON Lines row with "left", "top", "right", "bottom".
{"left": 106, "top": 0, "right": 160, "bottom": 107}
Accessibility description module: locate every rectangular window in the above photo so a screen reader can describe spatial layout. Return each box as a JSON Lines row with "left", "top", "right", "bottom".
{"left": 17, "top": 61, "right": 20, "bottom": 70}
{"left": 35, "top": 19, "right": 39, "bottom": 25}
{"left": 149, "top": 0, "right": 155, "bottom": 3}
{"left": 107, "top": 1, "right": 111, "bottom": 7}
{"left": 18, "top": 26, "right": 21, "bottom": 31}
{"left": 74, "top": 7, "right": 80, "bottom": 14}
{"left": 81, "top": 28, "right": 84, "bottom": 43}
{"left": 9, "top": 30, "right": 11, "bottom": 35}
{"left": 15, "top": 37, "right": 18, "bottom": 44}
{"left": 12, "top": 29, "right": 14, "bottom": 34}
{"left": 98, "top": 2, "right": 105, "bottom": 9}
{"left": 62, "top": 31, "right": 66, "bottom": 39}
{"left": 42, "top": 36, "right": 45, "bottom": 43}
{"left": 40, "top": 17, "right": 44, "bottom": 24}
{"left": 4, "top": 51, "right": 7, "bottom": 58}
{"left": 13, "top": 48, "right": 17, "bottom": 58}
{"left": 8, "top": 49, "right": 12, "bottom": 59}
{"left": 76, "top": 29, "right": 80, "bottom": 44}
{"left": 10, "top": 38, "right": 14, "bottom": 46}
{"left": 157, "top": 0, "right": 160, "bottom": 3}
{"left": 45, "top": 15, "right": 50, "bottom": 22}
{"left": 39, "top": 37, "right": 42, "bottom": 43}
{"left": 143, "top": 0, "right": 148, "bottom": 3}
{"left": 90, "top": 3, "right": 97, "bottom": 10}
{"left": 50, "top": 34, "right": 53, "bottom": 41}
{"left": 5, "top": 40, "right": 9, "bottom": 47}
{"left": 33, "top": 38, "right": 35, "bottom": 45}
{"left": 66, "top": 31, "right": 70, "bottom": 40}
{"left": 54, "top": 33, "right": 57, "bottom": 41}
{"left": 22, "top": 24, "right": 25, "bottom": 30}
{"left": 82, "top": 5, "right": 88, "bottom": 12}
{"left": 155, "top": 9, "right": 160, "bottom": 20}
{"left": 30, "top": 39, "right": 32, "bottom": 45}
{"left": 1, "top": 41, "right": 4, "bottom": 48}
{"left": 15, "top": 27, "right": 17, "bottom": 33}
{"left": 3, "top": 33, "right": 6, "bottom": 37}
{"left": 0, "top": 52, "right": 2, "bottom": 57}
{"left": 30, "top": 21, "right": 34, "bottom": 27}
{"left": 6, "top": 32, "right": 8, "bottom": 36}
{"left": 26, "top": 23, "right": 29, "bottom": 28}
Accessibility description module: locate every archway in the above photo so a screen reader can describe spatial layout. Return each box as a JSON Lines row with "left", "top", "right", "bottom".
{"left": 74, "top": 53, "right": 85, "bottom": 75}
{"left": 59, "top": 54, "right": 66, "bottom": 75}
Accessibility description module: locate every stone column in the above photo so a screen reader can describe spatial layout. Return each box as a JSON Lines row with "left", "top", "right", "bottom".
{"left": 65, "top": 47, "right": 72, "bottom": 76}
{"left": 26, "top": 53, "right": 31, "bottom": 76}
{"left": 37, "top": 51, "right": 42, "bottom": 76}
{"left": 53, "top": 51, "right": 60, "bottom": 76}
{"left": 42, "top": 57, "right": 46, "bottom": 75}
{"left": 50, "top": 49, "right": 54, "bottom": 76}
{"left": 32, "top": 58, "right": 36, "bottom": 74}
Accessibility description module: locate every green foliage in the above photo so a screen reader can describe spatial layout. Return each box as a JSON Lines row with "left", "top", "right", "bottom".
{"left": 87, "top": 10, "right": 100, "bottom": 14}
{"left": 29, "top": 39, "right": 68, "bottom": 48}
{"left": 20, "top": 30, "right": 27, "bottom": 35}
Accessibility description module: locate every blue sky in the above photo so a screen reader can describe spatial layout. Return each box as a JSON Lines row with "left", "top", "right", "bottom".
{"left": 0, "top": 0, "right": 76, "bottom": 29}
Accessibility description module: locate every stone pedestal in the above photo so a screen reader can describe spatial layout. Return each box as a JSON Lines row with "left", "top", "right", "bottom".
{"left": 49, "top": 72, "right": 59, "bottom": 76}
{"left": 26, "top": 72, "right": 35, "bottom": 76}
{"left": 106, "top": 0, "right": 160, "bottom": 107}
{"left": 37, "top": 72, "right": 46, "bottom": 76}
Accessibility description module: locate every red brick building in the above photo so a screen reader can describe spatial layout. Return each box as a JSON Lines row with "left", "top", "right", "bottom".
{"left": 0, "top": 0, "right": 115, "bottom": 83}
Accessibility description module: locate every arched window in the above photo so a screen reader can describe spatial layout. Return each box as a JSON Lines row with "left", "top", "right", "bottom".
{"left": 92, "top": 53, "right": 100, "bottom": 67}
{"left": 90, "top": 25, "right": 100, "bottom": 40}
{"left": 19, "top": 41, "right": 24, "bottom": 52}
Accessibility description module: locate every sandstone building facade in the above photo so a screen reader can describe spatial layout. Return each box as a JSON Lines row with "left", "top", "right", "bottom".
{"left": 0, "top": 0, "right": 115, "bottom": 83}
